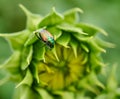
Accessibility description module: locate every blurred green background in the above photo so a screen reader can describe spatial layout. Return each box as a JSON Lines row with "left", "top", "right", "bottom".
{"left": 0, "top": 0, "right": 120, "bottom": 99}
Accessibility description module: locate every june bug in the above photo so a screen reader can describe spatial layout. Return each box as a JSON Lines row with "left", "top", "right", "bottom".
{"left": 34, "top": 29, "right": 54, "bottom": 48}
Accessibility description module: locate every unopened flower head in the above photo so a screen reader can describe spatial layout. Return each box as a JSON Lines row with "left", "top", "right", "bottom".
{"left": 0, "top": 4, "right": 114, "bottom": 99}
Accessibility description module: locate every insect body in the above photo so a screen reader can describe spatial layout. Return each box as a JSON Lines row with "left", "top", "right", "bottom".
{"left": 34, "top": 29, "right": 54, "bottom": 48}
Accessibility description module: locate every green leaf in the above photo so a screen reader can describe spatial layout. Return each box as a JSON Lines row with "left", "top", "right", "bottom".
{"left": 33, "top": 41, "right": 45, "bottom": 61}
{"left": 56, "top": 32, "right": 71, "bottom": 48}
{"left": 64, "top": 7, "right": 83, "bottom": 23}
{"left": 16, "top": 69, "right": 33, "bottom": 88}
{"left": 19, "top": 4, "right": 42, "bottom": 31}
{"left": 21, "top": 46, "right": 33, "bottom": 70}
{"left": 76, "top": 23, "right": 108, "bottom": 36}
{"left": 38, "top": 7, "right": 64, "bottom": 27}
{"left": 57, "top": 23, "right": 87, "bottom": 35}
{"left": 70, "top": 38, "right": 79, "bottom": 57}
{"left": 0, "top": 51, "right": 21, "bottom": 75}
{"left": 0, "top": 30, "right": 30, "bottom": 50}
{"left": 47, "top": 27, "right": 62, "bottom": 40}
{"left": 24, "top": 32, "right": 38, "bottom": 46}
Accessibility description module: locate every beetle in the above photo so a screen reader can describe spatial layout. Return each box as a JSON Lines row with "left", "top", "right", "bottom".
{"left": 34, "top": 29, "right": 55, "bottom": 48}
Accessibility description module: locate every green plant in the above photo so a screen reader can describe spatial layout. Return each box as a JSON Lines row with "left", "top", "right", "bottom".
{"left": 0, "top": 4, "right": 117, "bottom": 99}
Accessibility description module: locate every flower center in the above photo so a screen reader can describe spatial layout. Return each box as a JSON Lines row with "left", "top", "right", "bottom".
{"left": 37, "top": 44, "right": 86, "bottom": 90}
{"left": 59, "top": 60, "right": 66, "bottom": 67}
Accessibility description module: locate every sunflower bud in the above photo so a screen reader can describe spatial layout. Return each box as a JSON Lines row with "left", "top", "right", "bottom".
{"left": 0, "top": 4, "right": 114, "bottom": 99}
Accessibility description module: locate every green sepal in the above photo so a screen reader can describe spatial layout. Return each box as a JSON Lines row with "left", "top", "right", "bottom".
{"left": 76, "top": 92, "right": 91, "bottom": 99}
{"left": 33, "top": 41, "right": 45, "bottom": 61}
{"left": 0, "top": 51, "right": 22, "bottom": 82}
{"left": 24, "top": 32, "right": 38, "bottom": 46}
{"left": 74, "top": 91, "right": 90, "bottom": 99}
{"left": 81, "top": 54, "right": 88, "bottom": 65}
{"left": 78, "top": 77, "right": 100, "bottom": 94}
{"left": 17, "top": 85, "right": 41, "bottom": 99}
{"left": 88, "top": 72, "right": 105, "bottom": 89}
{"left": 81, "top": 43, "right": 89, "bottom": 53}
{"left": 45, "top": 48, "right": 58, "bottom": 64}
{"left": 57, "top": 23, "right": 87, "bottom": 35}
{"left": 89, "top": 38, "right": 106, "bottom": 53}
{"left": 51, "top": 45, "right": 59, "bottom": 61}
{"left": 35, "top": 88, "right": 53, "bottom": 99}
{"left": 64, "top": 8, "right": 83, "bottom": 23}
{"left": 76, "top": 23, "right": 108, "bottom": 36}
{"left": 0, "top": 51, "right": 21, "bottom": 75}
{"left": 70, "top": 38, "right": 78, "bottom": 57}
{"left": 53, "top": 91, "right": 77, "bottom": 99}
{"left": 95, "top": 94, "right": 107, "bottom": 99}
{"left": 38, "top": 7, "right": 64, "bottom": 27}
{"left": 47, "top": 27, "right": 62, "bottom": 40}
{"left": 56, "top": 33, "right": 70, "bottom": 48}
{"left": 21, "top": 46, "right": 33, "bottom": 70}
{"left": 78, "top": 72, "right": 105, "bottom": 94}
{"left": 94, "top": 38, "right": 115, "bottom": 48}
{"left": 90, "top": 53, "right": 105, "bottom": 68}
{"left": 73, "top": 33, "right": 93, "bottom": 42}
{"left": 19, "top": 4, "right": 42, "bottom": 31}
{"left": 16, "top": 69, "right": 33, "bottom": 88}
{"left": 0, "top": 30, "right": 30, "bottom": 50}
{"left": 61, "top": 91, "right": 74, "bottom": 99}
{"left": 30, "top": 62, "right": 39, "bottom": 83}
{"left": 76, "top": 36, "right": 106, "bottom": 53}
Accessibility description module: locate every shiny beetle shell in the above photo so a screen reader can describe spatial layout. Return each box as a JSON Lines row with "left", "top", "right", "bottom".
{"left": 34, "top": 29, "right": 55, "bottom": 48}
